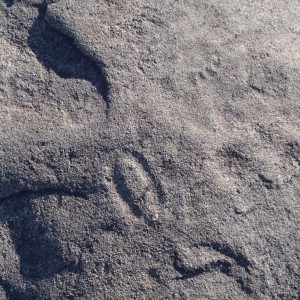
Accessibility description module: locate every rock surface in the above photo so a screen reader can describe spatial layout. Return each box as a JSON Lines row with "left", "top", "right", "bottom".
{"left": 0, "top": 0, "right": 300, "bottom": 299}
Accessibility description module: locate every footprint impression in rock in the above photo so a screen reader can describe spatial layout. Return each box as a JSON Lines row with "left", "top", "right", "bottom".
{"left": 113, "top": 151, "right": 166, "bottom": 225}
{"left": 173, "top": 243, "right": 253, "bottom": 296}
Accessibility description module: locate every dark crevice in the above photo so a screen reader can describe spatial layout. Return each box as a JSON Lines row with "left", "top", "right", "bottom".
{"left": 173, "top": 249, "right": 253, "bottom": 295}
{"left": 225, "top": 148, "right": 249, "bottom": 162}
{"left": 196, "top": 242, "right": 252, "bottom": 274}
{"left": 236, "top": 277, "right": 254, "bottom": 295}
{"left": 27, "top": 2, "right": 111, "bottom": 113}
{"left": 174, "top": 265, "right": 205, "bottom": 280}
{"left": 4, "top": 0, "right": 14, "bottom": 8}
{"left": 258, "top": 174, "right": 274, "bottom": 189}
{"left": 174, "top": 260, "right": 232, "bottom": 281}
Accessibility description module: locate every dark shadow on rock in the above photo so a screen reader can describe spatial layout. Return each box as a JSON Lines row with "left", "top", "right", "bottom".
{"left": 4, "top": 0, "right": 14, "bottom": 7}
{"left": 28, "top": 4, "right": 110, "bottom": 110}
{"left": 0, "top": 278, "right": 39, "bottom": 300}
{"left": 4, "top": 193, "right": 73, "bottom": 281}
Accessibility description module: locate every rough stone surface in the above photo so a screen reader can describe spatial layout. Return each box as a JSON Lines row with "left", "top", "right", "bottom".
{"left": 0, "top": 0, "right": 300, "bottom": 299}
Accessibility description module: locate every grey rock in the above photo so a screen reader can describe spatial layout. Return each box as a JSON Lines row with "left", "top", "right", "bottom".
{"left": 0, "top": 0, "right": 299, "bottom": 299}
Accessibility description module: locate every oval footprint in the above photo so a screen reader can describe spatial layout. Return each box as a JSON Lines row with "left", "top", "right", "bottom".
{"left": 113, "top": 154, "right": 162, "bottom": 224}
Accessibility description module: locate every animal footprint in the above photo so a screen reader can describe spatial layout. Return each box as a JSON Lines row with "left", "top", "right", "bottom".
{"left": 173, "top": 243, "right": 253, "bottom": 295}
{"left": 113, "top": 152, "right": 164, "bottom": 224}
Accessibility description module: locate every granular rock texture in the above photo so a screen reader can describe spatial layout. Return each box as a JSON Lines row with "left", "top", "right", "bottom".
{"left": 0, "top": 0, "right": 300, "bottom": 299}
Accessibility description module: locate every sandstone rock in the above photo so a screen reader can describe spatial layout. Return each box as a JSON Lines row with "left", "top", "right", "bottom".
{"left": 0, "top": 0, "right": 299, "bottom": 298}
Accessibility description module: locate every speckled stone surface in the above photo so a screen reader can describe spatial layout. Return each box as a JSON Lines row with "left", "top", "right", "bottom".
{"left": 0, "top": 1, "right": 299, "bottom": 299}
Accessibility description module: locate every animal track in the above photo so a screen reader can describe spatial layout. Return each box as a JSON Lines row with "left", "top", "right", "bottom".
{"left": 173, "top": 243, "right": 253, "bottom": 295}
{"left": 131, "top": 150, "right": 167, "bottom": 203}
{"left": 113, "top": 152, "right": 165, "bottom": 224}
